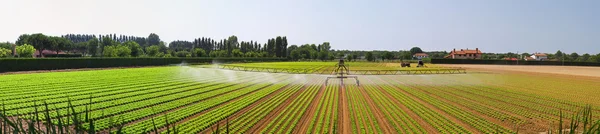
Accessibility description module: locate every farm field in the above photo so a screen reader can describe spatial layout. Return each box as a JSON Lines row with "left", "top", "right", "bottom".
{"left": 1, "top": 63, "right": 599, "bottom": 133}
{"left": 440, "top": 64, "right": 600, "bottom": 78}
{"left": 209, "top": 62, "right": 466, "bottom": 75}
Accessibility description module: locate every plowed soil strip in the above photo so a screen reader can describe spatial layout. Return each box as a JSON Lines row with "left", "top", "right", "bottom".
{"left": 292, "top": 85, "right": 326, "bottom": 134}
{"left": 357, "top": 86, "right": 393, "bottom": 134}
{"left": 242, "top": 84, "right": 308, "bottom": 133}
{"left": 374, "top": 77, "right": 481, "bottom": 133}
{"left": 339, "top": 85, "right": 351, "bottom": 134}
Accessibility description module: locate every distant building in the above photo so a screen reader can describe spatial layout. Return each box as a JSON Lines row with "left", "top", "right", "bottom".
{"left": 524, "top": 57, "right": 535, "bottom": 61}
{"left": 445, "top": 48, "right": 482, "bottom": 59}
{"left": 504, "top": 57, "right": 518, "bottom": 61}
{"left": 530, "top": 53, "right": 548, "bottom": 61}
{"left": 34, "top": 50, "right": 65, "bottom": 57}
{"left": 413, "top": 53, "right": 429, "bottom": 59}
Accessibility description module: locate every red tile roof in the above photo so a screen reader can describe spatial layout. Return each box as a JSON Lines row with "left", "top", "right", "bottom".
{"left": 451, "top": 49, "right": 481, "bottom": 54}
{"left": 413, "top": 53, "right": 428, "bottom": 56}
{"left": 533, "top": 53, "right": 547, "bottom": 57}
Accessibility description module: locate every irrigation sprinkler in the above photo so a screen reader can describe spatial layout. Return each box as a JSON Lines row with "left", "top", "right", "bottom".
{"left": 325, "top": 58, "right": 360, "bottom": 86}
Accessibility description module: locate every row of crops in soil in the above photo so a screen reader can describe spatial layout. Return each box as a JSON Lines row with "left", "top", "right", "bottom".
{"left": 1, "top": 64, "right": 599, "bottom": 133}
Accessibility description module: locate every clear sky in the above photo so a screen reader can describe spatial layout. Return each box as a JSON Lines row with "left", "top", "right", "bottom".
{"left": 1, "top": 0, "right": 598, "bottom": 54}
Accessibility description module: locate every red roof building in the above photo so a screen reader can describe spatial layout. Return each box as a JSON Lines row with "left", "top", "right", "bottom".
{"left": 445, "top": 48, "right": 482, "bottom": 59}
{"left": 34, "top": 50, "right": 65, "bottom": 57}
{"left": 413, "top": 53, "right": 429, "bottom": 59}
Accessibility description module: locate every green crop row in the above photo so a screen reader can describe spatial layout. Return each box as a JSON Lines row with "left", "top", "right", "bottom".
{"left": 162, "top": 78, "right": 297, "bottom": 133}
{"left": 259, "top": 78, "right": 322, "bottom": 133}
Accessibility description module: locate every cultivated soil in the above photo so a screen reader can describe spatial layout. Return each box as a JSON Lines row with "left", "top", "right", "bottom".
{"left": 440, "top": 64, "right": 600, "bottom": 77}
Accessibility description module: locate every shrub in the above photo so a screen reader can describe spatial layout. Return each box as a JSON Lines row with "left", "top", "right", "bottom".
{"left": 0, "top": 48, "right": 11, "bottom": 57}
{"left": 16, "top": 44, "right": 36, "bottom": 58}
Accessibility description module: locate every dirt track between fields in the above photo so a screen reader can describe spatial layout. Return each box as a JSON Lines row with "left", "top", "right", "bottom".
{"left": 440, "top": 64, "right": 600, "bottom": 77}
{"left": 338, "top": 86, "right": 351, "bottom": 134}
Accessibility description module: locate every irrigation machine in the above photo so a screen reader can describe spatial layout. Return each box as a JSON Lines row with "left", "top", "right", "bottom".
{"left": 325, "top": 58, "right": 360, "bottom": 86}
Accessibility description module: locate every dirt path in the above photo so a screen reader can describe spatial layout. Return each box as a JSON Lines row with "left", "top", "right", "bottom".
{"left": 373, "top": 77, "right": 481, "bottom": 133}
{"left": 292, "top": 85, "right": 325, "bottom": 134}
{"left": 357, "top": 86, "right": 394, "bottom": 134}
{"left": 439, "top": 64, "right": 600, "bottom": 78}
{"left": 243, "top": 84, "right": 308, "bottom": 133}
{"left": 338, "top": 85, "right": 351, "bottom": 134}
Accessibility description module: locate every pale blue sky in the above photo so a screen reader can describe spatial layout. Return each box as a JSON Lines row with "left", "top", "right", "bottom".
{"left": 1, "top": 0, "right": 598, "bottom": 54}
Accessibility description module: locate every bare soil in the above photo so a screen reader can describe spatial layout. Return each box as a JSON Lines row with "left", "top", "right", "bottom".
{"left": 440, "top": 64, "right": 600, "bottom": 78}
{"left": 338, "top": 86, "right": 351, "bottom": 134}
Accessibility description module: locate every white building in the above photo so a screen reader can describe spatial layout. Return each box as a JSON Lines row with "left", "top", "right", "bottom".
{"left": 530, "top": 53, "right": 548, "bottom": 61}
{"left": 413, "top": 53, "right": 429, "bottom": 60}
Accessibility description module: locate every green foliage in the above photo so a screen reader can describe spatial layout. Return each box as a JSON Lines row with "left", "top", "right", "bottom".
{"left": 88, "top": 38, "right": 99, "bottom": 57}
{"left": 103, "top": 45, "right": 131, "bottom": 57}
{"left": 16, "top": 34, "right": 30, "bottom": 45}
{"left": 382, "top": 51, "right": 394, "bottom": 61}
{"left": 366, "top": 52, "right": 374, "bottom": 61}
{"left": 422, "top": 57, "right": 432, "bottom": 63}
{"left": 0, "top": 57, "right": 286, "bottom": 72}
{"left": 74, "top": 42, "right": 89, "bottom": 55}
{"left": 123, "top": 41, "right": 143, "bottom": 57}
{"left": 209, "top": 50, "right": 228, "bottom": 57}
{"left": 570, "top": 52, "right": 580, "bottom": 61}
{"left": 555, "top": 50, "right": 564, "bottom": 58}
{"left": 101, "top": 36, "right": 118, "bottom": 47}
{"left": 147, "top": 33, "right": 161, "bottom": 46}
{"left": 588, "top": 55, "right": 600, "bottom": 62}
{"left": 0, "top": 42, "right": 11, "bottom": 49}
{"left": 232, "top": 49, "right": 244, "bottom": 57}
{"left": 398, "top": 51, "right": 412, "bottom": 60}
{"left": 193, "top": 48, "right": 207, "bottom": 57}
{"left": 0, "top": 48, "right": 11, "bottom": 57}
{"left": 16, "top": 44, "right": 36, "bottom": 58}
{"left": 28, "top": 33, "right": 51, "bottom": 56}
{"left": 146, "top": 45, "right": 164, "bottom": 57}
{"left": 318, "top": 51, "right": 329, "bottom": 60}
{"left": 410, "top": 47, "right": 423, "bottom": 55}
{"left": 175, "top": 50, "right": 192, "bottom": 57}
{"left": 244, "top": 51, "right": 259, "bottom": 57}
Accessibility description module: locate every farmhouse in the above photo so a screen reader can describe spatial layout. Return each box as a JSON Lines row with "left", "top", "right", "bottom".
{"left": 444, "top": 48, "right": 482, "bottom": 59}
{"left": 34, "top": 50, "right": 65, "bottom": 57}
{"left": 413, "top": 53, "right": 429, "bottom": 59}
{"left": 530, "top": 53, "right": 548, "bottom": 61}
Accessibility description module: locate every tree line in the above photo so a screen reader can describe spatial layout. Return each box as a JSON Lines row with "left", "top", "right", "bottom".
{"left": 2, "top": 34, "right": 600, "bottom": 63}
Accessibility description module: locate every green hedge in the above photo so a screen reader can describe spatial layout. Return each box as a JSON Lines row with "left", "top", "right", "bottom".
{"left": 44, "top": 54, "right": 83, "bottom": 58}
{"left": 431, "top": 59, "right": 600, "bottom": 66}
{"left": 0, "top": 57, "right": 286, "bottom": 73}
